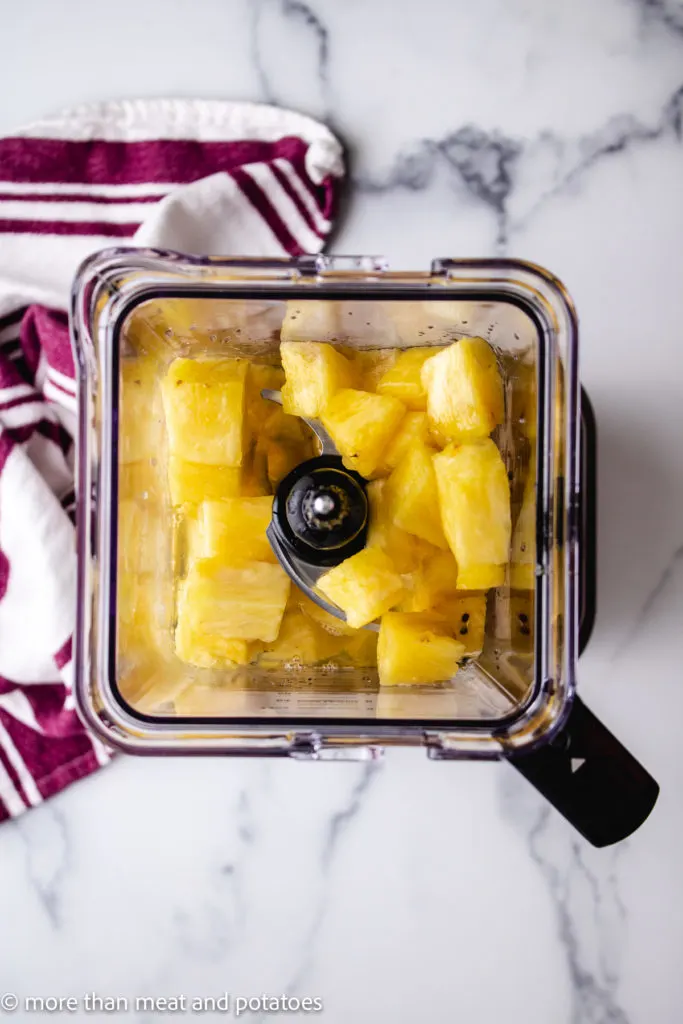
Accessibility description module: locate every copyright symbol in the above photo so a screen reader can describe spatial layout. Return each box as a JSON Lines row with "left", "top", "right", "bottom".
{"left": 0, "top": 994, "right": 18, "bottom": 1013}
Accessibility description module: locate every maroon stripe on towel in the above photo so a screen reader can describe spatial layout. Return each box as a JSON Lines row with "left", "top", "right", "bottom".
{"left": 229, "top": 166, "right": 304, "bottom": 256}
{"left": 0, "top": 135, "right": 318, "bottom": 186}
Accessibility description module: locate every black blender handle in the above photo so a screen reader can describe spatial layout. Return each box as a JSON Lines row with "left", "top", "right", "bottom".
{"left": 509, "top": 696, "right": 659, "bottom": 847}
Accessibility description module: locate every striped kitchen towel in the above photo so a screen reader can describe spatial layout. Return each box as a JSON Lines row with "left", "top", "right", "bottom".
{"left": 0, "top": 99, "right": 344, "bottom": 823}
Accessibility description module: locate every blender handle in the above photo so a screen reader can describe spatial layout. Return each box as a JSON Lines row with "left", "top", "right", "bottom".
{"left": 508, "top": 696, "right": 659, "bottom": 847}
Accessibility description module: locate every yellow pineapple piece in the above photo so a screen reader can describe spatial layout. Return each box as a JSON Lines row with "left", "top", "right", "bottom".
{"left": 385, "top": 441, "right": 448, "bottom": 549}
{"left": 366, "top": 479, "right": 434, "bottom": 573}
{"left": 244, "top": 364, "right": 286, "bottom": 436}
{"left": 178, "top": 559, "right": 290, "bottom": 644}
{"left": 376, "top": 347, "right": 441, "bottom": 410}
{"left": 295, "top": 591, "right": 358, "bottom": 636}
{"left": 321, "top": 388, "right": 406, "bottom": 479}
{"left": 342, "top": 628, "right": 379, "bottom": 667}
{"left": 259, "top": 608, "right": 345, "bottom": 665}
{"left": 378, "top": 612, "right": 465, "bottom": 686}
{"left": 167, "top": 457, "right": 242, "bottom": 506}
{"left": 118, "top": 501, "right": 165, "bottom": 574}
{"left": 377, "top": 411, "right": 429, "bottom": 476}
{"left": 456, "top": 564, "right": 505, "bottom": 590}
{"left": 317, "top": 548, "right": 405, "bottom": 629}
{"left": 280, "top": 341, "right": 354, "bottom": 418}
{"left": 241, "top": 444, "right": 272, "bottom": 496}
{"left": 161, "top": 357, "right": 248, "bottom": 466}
{"left": 175, "top": 615, "right": 255, "bottom": 669}
{"left": 347, "top": 348, "right": 397, "bottom": 392}
{"left": 422, "top": 337, "right": 504, "bottom": 443}
{"left": 120, "top": 358, "right": 163, "bottom": 464}
{"left": 433, "top": 438, "right": 511, "bottom": 590}
{"left": 117, "top": 572, "right": 172, "bottom": 656}
{"left": 197, "top": 497, "right": 275, "bottom": 564}
{"left": 437, "top": 593, "right": 487, "bottom": 656}
{"left": 421, "top": 550, "right": 459, "bottom": 601}
{"left": 511, "top": 477, "right": 536, "bottom": 590}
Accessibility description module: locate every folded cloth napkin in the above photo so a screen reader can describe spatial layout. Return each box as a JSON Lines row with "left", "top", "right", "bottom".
{"left": 0, "top": 99, "right": 344, "bottom": 823}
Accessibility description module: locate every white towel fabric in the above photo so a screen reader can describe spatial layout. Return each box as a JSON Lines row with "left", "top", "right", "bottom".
{"left": 0, "top": 98, "right": 344, "bottom": 823}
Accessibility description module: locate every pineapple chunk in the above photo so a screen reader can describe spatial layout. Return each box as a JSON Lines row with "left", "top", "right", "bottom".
{"left": 117, "top": 572, "right": 172, "bottom": 656}
{"left": 377, "top": 411, "right": 429, "bottom": 476}
{"left": 178, "top": 559, "right": 290, "bottom": 643}
{"left": 119, "top": 460, "right": 163, "bottom": 503}
{"left": 511, "top": 477, "right": 536, "bottom": 590}
{"left": 280, "top": 341, "right": 354, "bottom": 418}
{"left": 378, "top": 612, "right": 465, "bottom": 686}
{"left": 376, "top": 347, "right": 440, "bottom": 410}
{"left": 167, "top": 457, "right": 242, "bottom": 506}
{"left": 456, "top": 564, "right": 506, "bottom": 590}
{"left": 321, "top": 388, "right": 406, "bottom": 479}
{"left": 161, "top": 357, "right": 247, "bottom": 466}
{"left": 241, "top": 444, "right": 272, "bottom": 496}
{"left": 245, "top": 364, "right": 286, "bottom": 436}
{"left": 385, "top": 441, "right": 448, "bottom": 549}
{"left": 438, "top": 593, "right": 487, "bottom": 656}
{"left": 347, "top": 348, "right": 397, "bottom": 392}
{"left": 259, "top": 608, "right": 344, "bottom": 665}
{"left": 296, "top": 591, "right": 358, "bottom": 636}
{"left": 366, "top": 479, "right": 434, "bottom": 573}
{"left": 341, "top": 628, "right": 379, "bottom": 667}
{"left": 422, "top": 337, "right": 504, "bottom": 443}
{"left": 120, "top": 358, "right": 163, "bottom": 463}
{"left": 118, "top": 501, "right": 165, "bottom": 574}
{"left": 433, "top": 438, "right": 511, "bottom": 590}
{"left": 317, "top": 548, "right": 405, "bottom": 629}
{"left": 175, "top": 613, "right": 255, "bottom": 669}
{"left": 421, "top": 550, "right": 459, "bottom": 601}
{"left": 197, "top": 497, "right": 275, "bottom": 563}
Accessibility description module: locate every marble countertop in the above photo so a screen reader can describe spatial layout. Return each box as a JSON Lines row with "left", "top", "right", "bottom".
{"left": 1, "top": 1, "right": 683, "bottom": 1022}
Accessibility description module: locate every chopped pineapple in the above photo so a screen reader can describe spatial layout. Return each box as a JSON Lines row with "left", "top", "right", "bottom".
{"left": 510, "top": 477, "right": 536, "bottom": 590}
{"left": 420, "top": 549, "right": 459, "bottom": 601}
{"left": 117, "top": 572, "right": 171, "bottom": 655}
{"left": 280, "top": 341, "right": 354, "bottom": 418}
{"left": 366, "top": 478, "right": 434, "bottom": 575}
{"left": 120, "top": 358, "right": 163, "bottom": 463}
{"left": 385, "top": 441, "right": 448, "bottom": 549}
{"left": 456, "top": 564, "right": 506, "bottom": 590}
{"left": 377, "top": 411, "right": 429, "bottom": 476}
{"left": 421, "top": 337, "right": 504, "bottom": 444}
{"left": 376, "top": 347, "right": 440, "bottom": 410}
{"left": 161, "top": 357, "right": 247, "bottom": 466}
{"left": 240, "top": 444, "right": 272, "bottom": 496}
{"left": 377, "top": 612, "right": 465, "bottom": 686}
{"left": 320, "top": 388, "right": 405, "bottom": 479}
{"left": 317, "top": 547, "right": 405, "bottom": 629}
{"left": 197, "top": 497, "right": 275, "bottom": 563}
{"left": 438, "top": 593, "right": 487, "bottom": 656}
{"left": 178, "top": 559, "right": 290, "bottom": 644}
{"left": 295, "top": 590, "right": 358, "bottom": 636}
{"left": 433, "top": 438, "right": 511, "bottom": 590}
{"left": 119, "top": 460, "right": 163, "bottom": 503}
{"left": 118, "top": 501, "right": 165, "bottom": 574}
{"left": 347, "top": 348, "right": 397, "bottom": 392}
{"left": 244, "top": 364, "right": 286, "bottom": 436}
{"left": 167, "top": 457, "right": 242, "bottom": 506}
{"left": 259, "top": 609, "right": 344, "bottom": 665}
{"left": 175, "top": 611, "right": 255, "bottom": 669}
{"left": 341, "top": 628, "right": 379, "bottom": 666}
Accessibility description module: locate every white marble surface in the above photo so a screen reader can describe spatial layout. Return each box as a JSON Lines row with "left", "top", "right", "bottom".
{"left": 1, "top": 1, "right": 683, "bottom": 1021}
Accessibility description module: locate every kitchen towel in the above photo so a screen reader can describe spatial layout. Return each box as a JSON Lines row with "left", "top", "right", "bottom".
{"left": 0, "top": 98, "right": 344, "bottom": 824}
